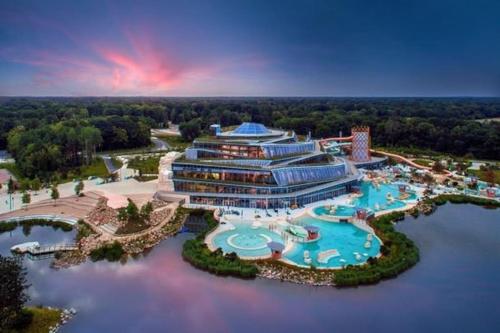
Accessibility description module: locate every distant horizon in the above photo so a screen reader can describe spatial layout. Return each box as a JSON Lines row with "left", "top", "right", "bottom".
{"left": 1, "top": 95, "right": 500, "bottom": 99}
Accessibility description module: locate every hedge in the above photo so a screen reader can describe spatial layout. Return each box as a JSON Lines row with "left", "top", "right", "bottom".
{"left": 334, "top": 211, "right": 419, "bottom": 287}
{"left": 0, "top": 219, "right": 73, "bottom": 235}
{"left": 182, "top": 210, "right": 258, "bottom": 278}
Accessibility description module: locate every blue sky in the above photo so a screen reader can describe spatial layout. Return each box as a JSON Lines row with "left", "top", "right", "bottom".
{"left": 1, "top": 0, "right": 499, "bottom": 96}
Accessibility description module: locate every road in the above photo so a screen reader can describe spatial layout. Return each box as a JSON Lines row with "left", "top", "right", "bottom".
{"left": 151, "top": 137, "right": 170, "bottom": 151}
{"left": 101, "top": 156, "right": 119, "bottom": 173}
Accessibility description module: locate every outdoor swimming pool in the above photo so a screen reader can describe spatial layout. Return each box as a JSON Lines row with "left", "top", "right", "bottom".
{"left": 314, "top": 205, "right": 358, "bottom": 217}
{"left": 283, "top": 216, "right": 381, "bottom": 268}
{"left": 210, "top": 181, "right": 416, "bottom": 266}
{"left": 354, "top": 181, "right": 416, "bottom": 211}
{"left": 211, "top": 224, "right": 283, "bottom": 258}
{"left": 210, "top": 217, "right": 381, "bottom": 268}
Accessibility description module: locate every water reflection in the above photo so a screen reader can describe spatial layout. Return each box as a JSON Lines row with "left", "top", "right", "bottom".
{"left": 1, "top": 204, "right": 500, "bottom": 333}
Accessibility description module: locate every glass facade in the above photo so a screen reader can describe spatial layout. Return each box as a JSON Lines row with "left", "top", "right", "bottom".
{"left": 261, "top": 142, "right": 315, "bottom": 158}
{"left": 172, "top": 122, "right": 357, "bottom": 208}
{"left": 173, "top": 164, "right": 275, "bottom": 185}
{"left": 174, "top": 179, "right": 319, "bottom": 195}
{"left": 188, "top": 182, "right": 353, "bottom": 208}
{"left": 271, "top": 164, "right": 346, "bottom": 186}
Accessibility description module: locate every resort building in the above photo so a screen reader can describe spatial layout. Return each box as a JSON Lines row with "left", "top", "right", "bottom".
{"left": 171, "top": 122, "right": 361, "bottom": 208}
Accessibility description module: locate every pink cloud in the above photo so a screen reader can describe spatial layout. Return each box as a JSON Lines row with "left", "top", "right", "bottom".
{"left": 0, "top": 15, "right": 273, "bottom": 96}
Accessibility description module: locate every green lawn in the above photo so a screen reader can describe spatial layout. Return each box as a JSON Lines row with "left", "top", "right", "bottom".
{"left": 128, "top": 156, "right": 160, "bottom": 175}
{"left": 467, "top": 169, "right": 500, "bottom": 184}
{"left": 155, "top": 135, "right": 191, "bottom": 151}
{"left": 18, "top": 306, "right": 62, "bottom": 333}
{"left": 1, "top": 158, "right": 111, "bottom": 185}
{"left": 412, "top": 159, "right": 433, "bottom": 167}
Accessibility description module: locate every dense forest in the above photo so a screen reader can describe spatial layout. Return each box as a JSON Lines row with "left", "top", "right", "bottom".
{"left": 0, "top": 98, "right": 163, "bottom": 178}
{"left": 1, "top": 97, "right": 499, "bottom": 178}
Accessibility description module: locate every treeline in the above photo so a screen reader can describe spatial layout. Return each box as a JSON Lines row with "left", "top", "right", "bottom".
{"left": 167, "top": 97, "right": 500, "bottom": 160}
{"left": 0, "top": 99, "right": 162, "bottom": 178}
{"left": 1, "top": 98, "right": 499, "bottom": 176}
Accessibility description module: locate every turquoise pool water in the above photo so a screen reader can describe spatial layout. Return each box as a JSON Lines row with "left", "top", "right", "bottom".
{"left": 283, "top": 216, "right": 381, "bottom": 268}
{"left": 354, "top": 181, "right": 416, "bottom": 211}
{"left": 313, "top": 182, "right": 416, "bottom": 217}
{"left": 314, "top": 205, "right": 358, "bottom": 217}
{"left": 212, "top": 224, "right": 283, "bottom": 258}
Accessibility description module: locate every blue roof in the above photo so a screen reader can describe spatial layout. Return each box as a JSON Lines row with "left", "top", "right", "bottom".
{"left": 232, "top": 122, "right": 271, "bottom": 135}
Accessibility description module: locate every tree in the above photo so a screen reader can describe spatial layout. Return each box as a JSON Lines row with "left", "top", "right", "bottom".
{"left": 117, "top": 208, "right": 128, "bottom": 221}
{"left": 125, "top": 199, "right": 139, "bottom": 222}
{"left": 19, "top": 179, "right": 31, "bottom": 192}
{"left": 432, "top": 161, "right": 445, "bottom": 173}
{"left": 0, "top": 255, "right": 31, "bottom": 330}
{"left": 51, "top": 184, "right": 59, "bottom": 206}
{"left": 140, "top": 201, "right": 154, "bottom": 222}
{"left": 422, "top": 173, "right": 435, "bottom": 184}
{"left": 74, "top": 180, "right": 84, "bottom": 197}
{"left": 31, "top": 177, "right": 41, "bottom": 195}
{"left": 179, "top": 119, "right": 201, "bottom": 141}
{"left": 7, "top": 177, "right": 15, "bottom": 194}
{"left": 21, "top": 192, "right": 31, "bottom": 210}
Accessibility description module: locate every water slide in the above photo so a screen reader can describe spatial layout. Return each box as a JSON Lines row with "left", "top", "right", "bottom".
{"left": 370, "top": 149, "right": 453, "bottom": 176}
{"left": 319, "top": 136, "right": 353, "bottom": 146}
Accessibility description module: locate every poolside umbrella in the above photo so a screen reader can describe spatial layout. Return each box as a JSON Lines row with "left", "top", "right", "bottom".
{"left": 267, "top": 241, "right": 285, "bottom": 259}
{"left": 304, "top": 225, "right": 320, "bottom": 240}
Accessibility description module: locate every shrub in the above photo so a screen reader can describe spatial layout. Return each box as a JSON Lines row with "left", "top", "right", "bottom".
{"left": 0, "top": 221, "right": 17, "bottom": 234}
{"left": 90, "top": 241, "right": 124, "bottom": 262}
{"left": 182, "top": 210, "right": 258, "bottom": 278}
{"left": 334, "top": 211, "right": 420, "bottom": 287}
{"left": 11, "top": 308, "right": 34, "bottom": 330}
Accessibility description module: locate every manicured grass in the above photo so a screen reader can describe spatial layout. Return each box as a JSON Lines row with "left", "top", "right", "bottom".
{"left": 413, "top": 159, "right": 433, "bottom": 167}
{"left": 128, "top": 156, "right": 160, "bottom": 175}
{"left": 57, "top": 158, "right": 110, "bottom": 183}
{"left": 156, "top": 135, "right": 191, "bottom": 151}
{"left": 14, "top": 306, "right": 61, "bottom": 333}
{"left": 182, "top": 209, "right": 259, "bottom": 278}
{"left": 467, "top": 169, "right": 500, "bottom": 184}
{"left": 77, "top": 158, "right": 109, "bottom": 179}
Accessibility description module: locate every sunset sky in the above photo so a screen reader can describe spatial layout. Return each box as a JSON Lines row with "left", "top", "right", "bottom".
{"left": 1, "top": 0, "right": 499, "bottom": 96}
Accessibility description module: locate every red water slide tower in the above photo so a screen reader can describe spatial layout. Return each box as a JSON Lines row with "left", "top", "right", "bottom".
{"left": 350, "top": 126, "right": 371, "bottom": 162}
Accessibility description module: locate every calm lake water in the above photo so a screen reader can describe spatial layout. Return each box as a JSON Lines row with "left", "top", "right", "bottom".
{"left": 1, "top": 204, "right": 499, "bottom": 333}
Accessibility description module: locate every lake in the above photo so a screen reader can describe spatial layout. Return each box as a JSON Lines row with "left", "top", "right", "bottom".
{"left": 1, "top": 204, "right": 499, "bottom": 333}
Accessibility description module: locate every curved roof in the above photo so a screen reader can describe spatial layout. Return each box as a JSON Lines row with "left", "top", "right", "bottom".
{"left": 232, "top": 122, "right": 271, "bottom": 135}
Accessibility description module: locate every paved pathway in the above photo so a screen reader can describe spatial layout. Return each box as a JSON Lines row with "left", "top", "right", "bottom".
{"left": 0, "top": 178, "right": 158, "bottom": 215}
{"left": 151, "top": 137, "right": 170, "bottom": 150}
